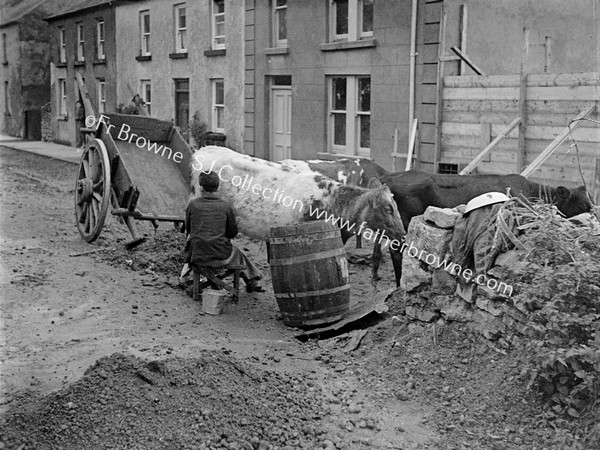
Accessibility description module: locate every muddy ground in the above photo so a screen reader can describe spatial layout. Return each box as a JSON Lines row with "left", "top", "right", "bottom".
{"left": 0, "top": 147, "right": 591, "bottom": 449}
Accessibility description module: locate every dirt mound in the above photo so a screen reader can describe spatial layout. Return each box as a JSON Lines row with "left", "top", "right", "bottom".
{"left": 1, "top": 352, "right": 331, "bottom": 450}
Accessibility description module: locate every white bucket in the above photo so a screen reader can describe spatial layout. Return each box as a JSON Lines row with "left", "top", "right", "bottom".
{"left": 202, "top": 289, "right": 230, "bottom": 315}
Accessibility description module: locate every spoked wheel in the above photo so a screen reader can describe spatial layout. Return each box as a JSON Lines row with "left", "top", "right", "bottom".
{"left": 75, "top": 138, "right": 111, "bottom": 242}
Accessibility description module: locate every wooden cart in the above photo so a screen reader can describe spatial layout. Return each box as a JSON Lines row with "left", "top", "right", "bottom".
{"left": 74, "top": 113, "right": 194, "bottom": 247}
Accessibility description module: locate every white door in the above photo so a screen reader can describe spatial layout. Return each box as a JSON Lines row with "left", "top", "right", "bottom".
{"left": 270, "top": 87, "right": 292, "bottom": 161}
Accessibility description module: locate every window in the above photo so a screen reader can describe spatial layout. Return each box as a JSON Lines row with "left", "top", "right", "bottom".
{"left": 58, "top": 28, "right": 66, "bottom": 63}
{"left": 174, "top": 4, "right": 187, "bottom": 53}
{"left": 58, "top": 78, "right": 67, "bottom": 116}
{"left": 76, "top": 23, "right": 84, "bottom": 61}
{"left": 330, "top": 0, "right": 373, "bottom": 42}
{"left": 212, "top": 1, "right": 225, "bottom": 49}
{"left": 212, "top": 79, "right": 224, "bottom": 132}
{"left": 97, "top": 79, "right": 106, "bottom": 113}
{"left": 140, "top": 10, "right": 150, "bottom": 55}
{"left": 273, "top": 0, "right": 287, "bottom": 47}
{"left": 96, "top": 20, "right": 105, "bottom": 59}
{"left": 328, "top": 76, "right": 370, "bottom": 156}
{"left": 141, "top": 80, "right": 151, "bottom": 115}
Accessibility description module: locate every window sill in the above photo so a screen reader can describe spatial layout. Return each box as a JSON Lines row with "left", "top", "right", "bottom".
{"left": 317, "top": 152, "right": 371, "bottom": 160}
{"left": 207, "top": 132, "right": 226, "bottom": 141}
{"left": 56, "top": 62, "right": 67, "bottom": 68}
{"left": 93, "top": 59, "right": 106, "bottom": 65}
{"left": 169, "top": 52, "right": 188, "bottom": 59}
{"left": 136, "top": 55, "right": 152, "bottom": 62}
{"left": 265, "top": 46, "right": 289, "bottom": 55}
{"left": 57, "top": 115, "right": 68, "bottom": 121}
{"left": 204, "top": 49, "right": 226, "bottom": 57}
{"left": 320, "top": 38, "right": 377, "bottom": 52}
{"left": 74, "top": 60, "right": 85, "bottom": 67}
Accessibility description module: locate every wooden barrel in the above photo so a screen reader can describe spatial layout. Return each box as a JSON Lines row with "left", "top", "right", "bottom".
{"left": 268, "top": 221, "right": 350, "bottom": 327}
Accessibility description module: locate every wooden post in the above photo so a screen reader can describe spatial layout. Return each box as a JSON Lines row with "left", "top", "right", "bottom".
{"left": 595, "top": 158, "right": 600, "bottom": 205}
{"left": 517, "top": 28, "right": 529, "bottom": 173}
{"left": 433, "top": 9, "right": 447, "bottom": 174}
{"left": 480, "top": 123, "right": 492, "bottom": 162}
{"left": 544, "top": 36, "right": 552, "bottom": 73}
{"left": 520, "top": 104, "right": 596, "bottom": 178}
{"left": 406, "top": 119, "right": 418, "bottom": 171}
{"left": 75, "top": 72, "right": 97, "bottom": 118}
{"left": 459, "top": 4, "right": 468, "bottom": 75}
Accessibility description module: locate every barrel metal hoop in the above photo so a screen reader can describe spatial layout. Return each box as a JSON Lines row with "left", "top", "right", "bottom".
{"left": 269, "top": 230, "right": 341, "bottom": 244}
{"left": 269, "top": 248, "right": 347, "bottom": 266}
{"left": 274, "top": 283, "right": 350, "bottom": 299}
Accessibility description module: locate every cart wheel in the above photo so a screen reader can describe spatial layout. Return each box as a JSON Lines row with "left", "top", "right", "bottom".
{"left": 75, "top": 138, "right": 111, "bottom": 242}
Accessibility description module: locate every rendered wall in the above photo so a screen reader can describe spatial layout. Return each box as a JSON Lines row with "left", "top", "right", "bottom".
{"left": 115, "top": 0, "right": 246, "bottom": 151}
{"left": 248, "top": 0, "right": 413, "bottom": 169}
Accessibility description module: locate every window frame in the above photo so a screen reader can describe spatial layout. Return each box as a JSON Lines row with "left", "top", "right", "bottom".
{"left": 329, "top": 0, "right": 373, "bottom": 43}
{"left": 97, "top": 79, "right": 106, "bottom": 113}
{"left": 174, "top": 4, "right": 187, "bottom": 53}
{"left": 140, "top": 10, "right": 151, "bottom": 56}
{"left": 96, "top": 20, "right": 105, "bottom": 60}
{"left": 212, "top": 0, "right": 225, "bottom": 50}
{"left": 273, "top": 0, "right": 287, "bottom": 47}
{"left": 327, "top": 75, "right": 371, "bottom": 157}
{"left": 58, "top": 27, "right": 66, "bottom": 63}
{"left": 76, "top": 23, "right": 84, "bottom": 61}
{"left": 212, "top": 78, "right": 225, "bottom": 133}
{"left": 141, "top": 80, "right": 151, "bottom": 115}
{"left": 58, "top": 78, "right": 67, "bottom": 117}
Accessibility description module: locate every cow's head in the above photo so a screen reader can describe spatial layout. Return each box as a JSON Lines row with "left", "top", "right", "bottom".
{"left": 360, "top": 179, "right": 406, "bottom": 245}
{"left": 555, "top": 185, "right": 593, "bottom": 218}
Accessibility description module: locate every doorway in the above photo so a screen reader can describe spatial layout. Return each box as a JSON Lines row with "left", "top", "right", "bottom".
{"left": 270, "top": 76, "right": 292, "bottom": 161}
{"left": 175, "top": 79, "right": 189, "bottom": 140}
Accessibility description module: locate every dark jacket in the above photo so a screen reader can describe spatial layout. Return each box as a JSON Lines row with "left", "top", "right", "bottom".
{"left": 184, "top": 192, "right": 238, "bottom": 265}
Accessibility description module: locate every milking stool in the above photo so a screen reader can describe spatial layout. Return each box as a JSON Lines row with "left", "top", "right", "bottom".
{"left": 191, "top": 263, "right": 245, "bottom": 303}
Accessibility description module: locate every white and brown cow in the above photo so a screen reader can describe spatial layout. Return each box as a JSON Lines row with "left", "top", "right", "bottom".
{"left": 190, "top": 146, "right": 405, "bottom": 246}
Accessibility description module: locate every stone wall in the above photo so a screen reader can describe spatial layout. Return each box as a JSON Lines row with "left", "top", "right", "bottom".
{"left": 41, "top": 102, "right": 53, "bottom": 142}
{"left": 398, "top": 205, "right": 531, "bottom": 343}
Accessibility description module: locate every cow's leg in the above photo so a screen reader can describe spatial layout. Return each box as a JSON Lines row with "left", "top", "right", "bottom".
{"left": 371, "top": 243, "right": 382, "bottom": 281}
{"left": 389, "top": 248, "right": 403, "bottom": 287}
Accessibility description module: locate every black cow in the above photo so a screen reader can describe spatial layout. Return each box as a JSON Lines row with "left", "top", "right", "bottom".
{"left": 376, "top": 170, "right": 594, "bottom": 285}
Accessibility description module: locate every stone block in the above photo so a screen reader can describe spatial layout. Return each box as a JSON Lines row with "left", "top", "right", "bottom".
{"left": 476, "top": 283, "right": 511, "bottom": 301}
{"left": 493, "top": 250, "right": 531, "bottom": 277}
{"left": 500, "top": 303, "right": 528, "bottom": 324}
{"left": 403, "top": 216, "right": 453, "bottom": 266}
{"left": 423, "top": 206, "right": 462, "bottom": 229}
{"left": 475, "top": 298, "right": 503, "bottom": 317}
{"left": 400, "top": 254, "right": 431, "bottom": 292}
{"left": 431, "top": 268, "right": 457, "bottom": 295}
{"left": 433, "top": 295, "right": 473, "bottom": 322}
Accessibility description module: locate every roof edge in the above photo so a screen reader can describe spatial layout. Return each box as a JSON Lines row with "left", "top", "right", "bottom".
{"left": 45, "top": 0, "right": 139, "bottom": 23}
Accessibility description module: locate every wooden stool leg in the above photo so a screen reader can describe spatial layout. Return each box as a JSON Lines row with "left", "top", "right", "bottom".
{"left": 233, "top": 270, "right": 240, "bottom": 303}
{"left": 192, "top": 269, "right": 200, "bottom": 301}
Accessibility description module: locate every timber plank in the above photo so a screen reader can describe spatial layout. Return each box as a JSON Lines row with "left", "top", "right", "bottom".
{"left": 444, "top": 99, "right": 519, "bottom": 113}
{"left": 443, "top": 87, "right": 519, "bottom": 101}
{"left": 525, "top": 125, "right": 600, "bottom": 143}
{"left": 444, "top": 74, "right": 519, "bottom": 88}
{"left": 527, "top": 85, "right": 599, "bottom": 101}
{"left": 442, "top": 122, "right": 520, "bottom": 138}
{"left": 442, "top": 145, "right": 518, "bottom": 163}
{"left": 527, "top": 72, "right": 600, "bottom": 87}
{"left": 527, "top": 100, "right": 600, "bottom": 115}
{"left": 443, "top": 110, "right": 519, "bottom": 124}
{"left": 527, "top": 112, "right": 600, "bottom": 128}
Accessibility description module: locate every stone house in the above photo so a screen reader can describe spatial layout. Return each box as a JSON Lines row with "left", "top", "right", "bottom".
{"left": 0, "top": 0, "right": 79, "bottom": 139}
{"left": 114, "top": 0, "right": 246, "bottom": 149}
{"left": 45, "top": 0, "right": 128, "bottom": 146}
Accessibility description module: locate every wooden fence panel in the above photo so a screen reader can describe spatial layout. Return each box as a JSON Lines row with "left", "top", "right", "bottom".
{"left": 439, "top": 71, "right": 599, "bottom": 188}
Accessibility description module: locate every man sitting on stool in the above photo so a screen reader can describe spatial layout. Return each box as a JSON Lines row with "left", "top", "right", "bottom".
{"left": 183, "top": 170, "right": 264, "bottom": 293}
